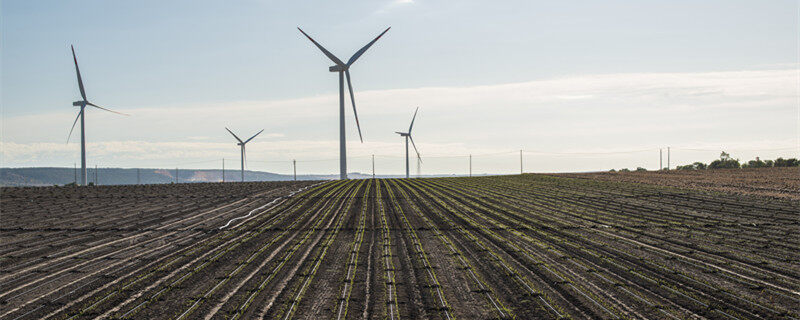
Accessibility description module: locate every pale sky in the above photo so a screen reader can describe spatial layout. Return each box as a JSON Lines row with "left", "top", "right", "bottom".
{"left": 1, "top": 0, "right": 798, "bottom": 174}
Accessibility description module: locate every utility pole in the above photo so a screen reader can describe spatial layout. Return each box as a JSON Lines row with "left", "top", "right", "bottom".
{"left": 372, "top": 154, "right": 375, "bottom": 179}
{"left": 469, "top": 154, "right": 472, "bottom": 177}
{"left": 222, "top": 158, "right": 225, "bottom": 182}
{"left": 293, "top": 159, "right": 297, "bottom": 181}
{"left": 74, "top": 163, "right": 77, "bottom": 184}
{"left": 659, "top": 149, "right": 663, "bottom": 170}
{"left": 137, "top": 168, "right": 140, "bottom": 185}
{"left": 175, "top": 167, "right": 178, "bottom": 183}
{"left": 667, "top": 147, "right": 671, "bottom": 170}
{"left": 520, "top": 150, "right": 523, "bottom": 174}
{"left": 94, "top": 165, "right": 98, "bottom": 185}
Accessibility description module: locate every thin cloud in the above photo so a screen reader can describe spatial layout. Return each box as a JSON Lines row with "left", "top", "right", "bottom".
{"left": 374, "top": 0, "right": 415, "bottom": 14}
{"left": 2, "top": 68, "right": 796, "bottom": 172}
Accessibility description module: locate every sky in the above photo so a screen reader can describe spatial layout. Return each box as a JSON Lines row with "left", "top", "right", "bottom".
{"left": 1, "top": 0, "right": 798, "bottom": 175}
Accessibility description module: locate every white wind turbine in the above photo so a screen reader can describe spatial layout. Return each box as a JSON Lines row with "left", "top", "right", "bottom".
{"left": 395, "top": 107, "right": 421, "bottom": 179}
{"left": 67, "top": 45, "right": 129, "bottom": 186}
{"left": 298, "top": 27, "right": 390, "bottom": 179}
{"left": 225, "top": 128, "right": 264, "bottom": 182}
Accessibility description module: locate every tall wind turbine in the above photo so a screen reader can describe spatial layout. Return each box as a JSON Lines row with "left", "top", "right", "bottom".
{"left": 395, "top": 107, "right": 421, "bottom": 179}
{"left": 298, "top": 27, "right": 390, "bottom": 179}
{"left": 67, "top": 45, "right": 129, "bottom": 186}
{"left": 226, "top": 128, "right": 264, "bottom": 182}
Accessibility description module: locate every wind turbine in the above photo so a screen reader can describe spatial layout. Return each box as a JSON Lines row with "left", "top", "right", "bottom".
{"left": 67, "top": 45, "right": 129, "bottom": 186}
{"left": 298, "top": 26, "right": 390, "bottom": 179}
{"left": 395, "top": 107, "right": 421, "bottom": 179}
{"left": 226, "top": 128, "right": 264, "bottom": 182}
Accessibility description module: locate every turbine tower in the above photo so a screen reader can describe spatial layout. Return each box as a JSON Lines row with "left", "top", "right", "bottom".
{"left": 395, "top": 107, "right": 421, "bottom": 179}
{"left": 298, "top": 27, "right": 390, "bottom": 179}
{"left": 226, "top": 128, "right": 264, "bottom": 182}
{"left": 67, "top": 45, "right": 129, "bottom": 186}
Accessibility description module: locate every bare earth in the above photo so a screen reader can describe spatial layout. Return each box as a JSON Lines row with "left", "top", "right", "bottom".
{"left": 554, "top": 167, "right": 800, "bottom": 200}
{"left": 1, "top": 175, "right": 798, "bottom": 319}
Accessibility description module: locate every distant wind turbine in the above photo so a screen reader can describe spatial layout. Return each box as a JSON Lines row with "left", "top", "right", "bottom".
{"left": 67, "top": 45, "right": 129, "bottom": 186}
{"left": 395, "top": 107, "right": 421, "bottom": 179}
{"left": 298, "top": 26, "right": 390, "bottom": 179}
{"left": 226, "top": 128, "right": 264, "bottom": 182}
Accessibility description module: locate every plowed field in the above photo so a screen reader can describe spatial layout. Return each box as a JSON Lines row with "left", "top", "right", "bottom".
{"left": 1, "top": 175, "right": 797, "bottom": 319}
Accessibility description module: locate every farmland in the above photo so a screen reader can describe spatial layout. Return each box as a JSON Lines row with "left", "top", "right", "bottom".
{"left": 556, "top": 167, "right": 800, "bottom": 200}
{"left": 1, "top": 174, "right": 798, "bottom": 319}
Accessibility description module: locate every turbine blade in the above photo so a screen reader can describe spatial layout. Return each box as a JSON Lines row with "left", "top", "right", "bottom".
{"left": 71, "top": 45, "right": 87, "bottom": 101}
{"left": 86, "top": 102, "right": 130, "bottom": 116}
{"left": 347, "top": 27, "right": 390, "bottom": 66}
{"left": 67, "top": 109, "right": 83, "bottom": 143}
{"left": 243, "top": 145, "right": 247, "bottom": 169}
{"left": 226, "top": 127, "right": 243, "bottom": 143}
{"left": 345, "top": 70, "right": 363, "bottom": 143}
{"left": 408, "top": 107, "right": 419, "bottom": 133}
{"left": 244, "top": 129, "right": 264, "bottom": 144}
{"left": 297, "top": 27, "right": 345, "bottom": 66}
{"left": 409, "top": 135, "right": 421, "bottom": 162}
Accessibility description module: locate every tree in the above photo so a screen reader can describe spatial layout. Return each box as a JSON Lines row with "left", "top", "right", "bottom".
{"left": 743, "top": 157, "right": 770, "bottom": 168}
{"left": 774, "top": 157, "right": 799, "bottom": 167}
{"left": 708, "top": 151, "right": 740, "bottom": 169}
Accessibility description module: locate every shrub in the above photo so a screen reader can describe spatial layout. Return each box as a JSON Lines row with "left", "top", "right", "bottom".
{"left": 709, "top": 159, "right": 740, "bottom": 169}
{"left": 636, "top": 167, "right": 647, "bottom": 172}
{"left": 743, "top": 157, "right": 770, "bottom": 168}
{"left": 693, "top": 162, "right": 708, "bottom": 170}
{"left": 676, "top": 162, "right": 707, "bottom": 170}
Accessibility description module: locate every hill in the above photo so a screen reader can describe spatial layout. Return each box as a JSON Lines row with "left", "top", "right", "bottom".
{"left": 0, "top": 167, "right": 464, "bottom": 186}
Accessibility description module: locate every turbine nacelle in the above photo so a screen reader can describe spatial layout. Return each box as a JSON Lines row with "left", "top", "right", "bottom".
{"left": 329, "top": 65, "right": 348, "bottom": 72}
{"left": 73, "top": 101, "right": 86, "bottom": 106}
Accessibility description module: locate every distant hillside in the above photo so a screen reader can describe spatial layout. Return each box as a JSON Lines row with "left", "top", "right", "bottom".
{"left": 0, "top": 167, "right": 464, "bottom": 186}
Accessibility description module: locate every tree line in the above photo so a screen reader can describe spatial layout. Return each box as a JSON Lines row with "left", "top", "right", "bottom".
{"left": 674, "top": 152, "right": 798, "bottom": 170}
{"left": 610, "top": 152, "right": 798, "bottom": 172}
